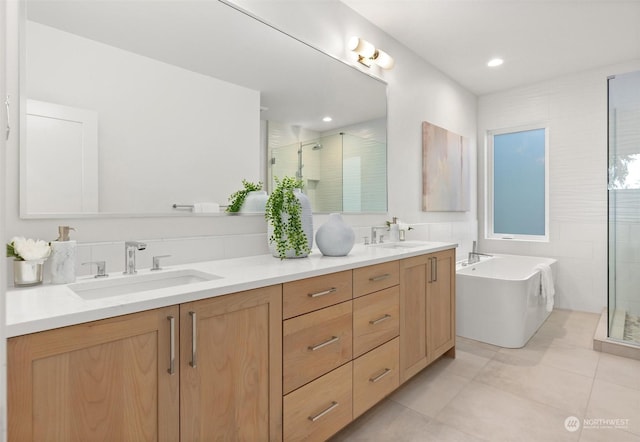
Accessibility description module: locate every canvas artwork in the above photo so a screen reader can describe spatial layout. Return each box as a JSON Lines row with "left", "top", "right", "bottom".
{"left": 422, "top": 122, "right": 470, "bottom": 212}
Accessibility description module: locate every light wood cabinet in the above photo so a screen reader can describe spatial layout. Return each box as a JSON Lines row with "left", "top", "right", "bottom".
{"left": 283, "top": 270, "right": 352, "bottom": 319}
{"left": 8, "top": 306, "right": 180, "bottom": 442}
{"left": 353, "top": 337, "right": 399, "bottom": 419}
{"left": 399, "top": 248, "right": 456, "bottom": 383}
{"left": 353, "top": 261, "right": 399, "bottom": 298}
{"left": 283, "top": 362, "right": 353, "bottom": 442}
{"left": 180, "top": 285, "right": 282, "bottom": 441}
{"left": 427, "top": 249, "right": 456, "bottom": 364}
{"left": 8, "top": 285, "right": 282, "bottom": 442}
{"left": 353, "top": 286, "right": 399, "bottom": 358}
{"left": 9, "top": 247, "right": 455, "bottom": 441}
{"left": 283, "top": 301, "right": 352, "bottom": 394}
{"left": 283, "top": 262, "right": 403, "bottom": 441}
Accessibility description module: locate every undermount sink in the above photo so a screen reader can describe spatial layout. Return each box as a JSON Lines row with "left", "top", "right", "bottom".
{"left": 370, "top": 241, "right": 433, "bottom": 249}
{"left": 69, "top": 269, "right": 221, "bottom": 300}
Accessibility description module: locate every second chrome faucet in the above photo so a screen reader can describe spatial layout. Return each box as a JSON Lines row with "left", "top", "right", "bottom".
{"left": 124, "top": 241, "right": 147, "bottom": 274}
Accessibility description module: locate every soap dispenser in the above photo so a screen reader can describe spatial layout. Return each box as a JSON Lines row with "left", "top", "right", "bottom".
{"left": 50, "top": 226, "right": 77, "bottom": 284}
{"left": 389, "top": 217, "right": 400, "bottom": 242}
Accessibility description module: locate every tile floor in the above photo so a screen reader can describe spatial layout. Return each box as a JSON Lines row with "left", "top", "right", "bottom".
{"left": 332, "top": 309, "right": 640, "bottom": 442}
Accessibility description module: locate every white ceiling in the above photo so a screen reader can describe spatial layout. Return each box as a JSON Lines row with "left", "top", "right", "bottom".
{"left": 340, "top": 0, "right": 640, "bottom": 95}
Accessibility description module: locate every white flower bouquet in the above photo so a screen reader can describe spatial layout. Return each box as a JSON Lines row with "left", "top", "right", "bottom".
{"left": 6, "top": 236, "right": 51, "bottom": 262}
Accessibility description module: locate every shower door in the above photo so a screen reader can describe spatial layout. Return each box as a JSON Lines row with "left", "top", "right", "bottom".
{"left": 608, "top": 70, "right": 640, "bottom": 345}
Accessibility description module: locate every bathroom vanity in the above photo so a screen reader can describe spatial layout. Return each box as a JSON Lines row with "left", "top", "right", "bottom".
{"left": 6, "top": 242, "right": 456, "bottom": 441}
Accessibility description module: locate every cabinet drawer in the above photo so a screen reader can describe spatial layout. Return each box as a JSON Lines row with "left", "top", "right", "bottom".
{"left": 283, "top": 270, "right": 352, "bottom": 319}
{"left": 353, "top": 261, "right": 399, "bottom": 298}
{"left": 283, "top": 301, "right": 353, "bottom": 394}
{"left": 353, "top": 337, "right": 399, "bottom": 419}
{"left": 284, "top": 362, "right": 353, "bottom": 442}
{"left": 353, "top": 286, "right": 400, "bottom": 357}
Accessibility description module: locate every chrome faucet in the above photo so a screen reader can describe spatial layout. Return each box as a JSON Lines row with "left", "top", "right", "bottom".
{"left": 370, "top": 226, "right": 387, "bottom": 244}
{"left": 468, "top": 240, "right": 491, "bottom": 264}
{"left": 124, "top": 241, "right": 147, "bottom": 274}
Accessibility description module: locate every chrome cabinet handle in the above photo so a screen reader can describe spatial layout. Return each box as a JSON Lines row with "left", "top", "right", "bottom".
{"left": 308, "top": 287, "right": 337, "bottom": 298}
{"left": 369, "top": 273, "right": 390, "bottom": 282}
{"left": 369, "top": 368, "right": 392, "bottom": 383}
{"left": 308, "top": 401, "right": 339, "bottom": 422}
{"left": 4, "top": 95, "right": 10, "bottom": 141}
{"left": 428, "top": 258, "right": 435, "bottom": 283}
{"left": 308, "top": 336, "right": 339, "bottom": 351}
{"left": 167, "top": 315, "right": 175, "bottom": 375}
{"left": 369, "top": 314, "right": 391, "bottom": 325}
{"left": 434, "top": 258, "right": 438, "bottom": 282}
{"left": 189, "top": 311, "right": 197, "bottom": 367}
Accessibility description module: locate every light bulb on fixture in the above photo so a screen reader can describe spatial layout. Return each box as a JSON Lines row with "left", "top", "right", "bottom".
{"left": 348, "top": 36, "right": 376, "bottom": 59}
{"left": 374, "top": 48, "right": 395, "bottom": 70}
{"left": 348, "top": 36, "right": 395, "bottom": 70}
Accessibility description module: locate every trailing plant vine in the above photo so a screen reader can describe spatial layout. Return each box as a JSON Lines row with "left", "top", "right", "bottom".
{"left": 226, "top": 179, "right": 263, "bottom": 213}
{"left": 265, "top": 176, "right": 310, "bottom": 259}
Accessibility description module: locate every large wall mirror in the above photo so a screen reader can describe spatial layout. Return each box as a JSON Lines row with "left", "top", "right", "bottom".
{"left": 20, "top": 0, "right": 387, "bottom": 218}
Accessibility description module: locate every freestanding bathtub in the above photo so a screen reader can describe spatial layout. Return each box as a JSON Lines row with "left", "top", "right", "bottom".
{"left": 456, "top": 254, "right": 558, "bottom": 348}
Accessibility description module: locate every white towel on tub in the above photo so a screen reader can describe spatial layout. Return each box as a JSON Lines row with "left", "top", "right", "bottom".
{"left": 534, "top": 263, "right": 555, "bottom": 312}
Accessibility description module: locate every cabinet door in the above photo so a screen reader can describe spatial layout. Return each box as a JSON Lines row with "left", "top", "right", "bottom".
{"left": 427, "top": 248, "right": 456, "bottom": 363}
{"left": 180, "top": 285, "right": 282, "bottom": 441}
{"left": 399, "top": 254, "right": 429, "bottom": 383}
{"left": 8, "top": 306, "right": 180, "bottom": 442}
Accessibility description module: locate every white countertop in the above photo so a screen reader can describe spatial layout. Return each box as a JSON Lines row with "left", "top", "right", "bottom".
{"left": 6, "top": 241, "right": 456, "bottom": 338}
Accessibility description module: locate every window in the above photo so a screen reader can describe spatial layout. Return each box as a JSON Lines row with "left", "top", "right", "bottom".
{"left": 486, "top": 125, "right": 549, "bottom": 241}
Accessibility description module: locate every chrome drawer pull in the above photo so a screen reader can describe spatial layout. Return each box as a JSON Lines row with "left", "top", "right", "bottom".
{"left": 167, "top": 315, "right": 176, "bottom": 375}
{"left": 308, "top": 336, "right": 339, "bottom": 351}
{"left": 308, "top": 401, "right": 339, "bottom": 422}
{"left": 369, "top": 273, "right": 390, "bottom": 282}
{"left": 369, "top": 368, "right": 392, "bottom": 383}
{"left": 369, "top": 314, "right": 391, "bottom": 325}
{"left": 189, "top": 311, "right": 197, "bottom": 368}
{"left": 308, "top": 287, "right": 337, "bottom": 298}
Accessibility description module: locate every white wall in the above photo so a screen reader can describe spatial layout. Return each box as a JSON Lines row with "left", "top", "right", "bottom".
{"left": 478, "top": 60, "right": 640, "bottom": 313}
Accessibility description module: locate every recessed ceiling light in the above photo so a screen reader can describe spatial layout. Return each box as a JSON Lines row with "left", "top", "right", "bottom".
{"left": 487, "top": 58, "right": 504, "bottom": 68}
{"left": 322, "top": 116, "right": 333, "bottom": 122}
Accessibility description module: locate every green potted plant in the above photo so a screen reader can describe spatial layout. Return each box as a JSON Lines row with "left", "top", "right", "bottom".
{"left": 265, "top": 176, "right": 312, "bottom": 259}
{"left": 226, "top": 179, "right": 264, "bottom": 213}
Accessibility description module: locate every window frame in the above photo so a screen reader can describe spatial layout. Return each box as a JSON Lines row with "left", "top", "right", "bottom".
{"left": 485, "top": 124, "right": 550, "bottom": 242}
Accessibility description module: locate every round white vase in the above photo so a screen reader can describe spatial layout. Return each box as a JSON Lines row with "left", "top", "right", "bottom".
{"left": 315, "top": 213, "right": 355, "bottom": 256}
{"left": 268, "top": 189, "right": 313, "bottom": 258}
{"left": 240, "top": 190, "right": 268, "bottom": 214}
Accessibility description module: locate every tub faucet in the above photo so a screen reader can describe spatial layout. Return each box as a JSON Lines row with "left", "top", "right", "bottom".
{"left": 124, "top": 241, "right": 147, "bottom": 274}
{"left": 370, "top": 226, "right": 387, "bottom": 244}
{"left": 468, "top": 241, "right": 491, "bottom": 264}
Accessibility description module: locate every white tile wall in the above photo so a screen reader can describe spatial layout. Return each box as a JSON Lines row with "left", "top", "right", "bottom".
{"left": 14, "top": 221, "right": 474, "bottom": 282}
{"left": 478, "top": 60, "right": 640, "bottom": 313}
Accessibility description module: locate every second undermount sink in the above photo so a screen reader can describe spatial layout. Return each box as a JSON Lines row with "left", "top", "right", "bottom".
{"left": 371, "top": 241, "right": 433, "bottom": 249}
{"left": 69, "top": 269, "right": 221, "bottom": 300}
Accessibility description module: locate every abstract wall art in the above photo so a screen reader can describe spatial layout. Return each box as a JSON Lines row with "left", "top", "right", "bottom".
{"left": 422, "top": 121, "right": 470, "bottom": 212}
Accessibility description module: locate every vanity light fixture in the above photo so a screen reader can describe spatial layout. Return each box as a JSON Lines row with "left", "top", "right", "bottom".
{"left": 348, "top": 36, "right": 395, "bottom": 70}
{"left": 487, "top": 58, "right": 504, "bottom": 67}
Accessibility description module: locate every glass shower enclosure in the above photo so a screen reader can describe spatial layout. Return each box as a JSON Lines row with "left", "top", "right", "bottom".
{"left": 608, "top": 70, "right": 640, "bottom": 345}
{"left": 269, "top": 132, "right": 387, "bottom": 213}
